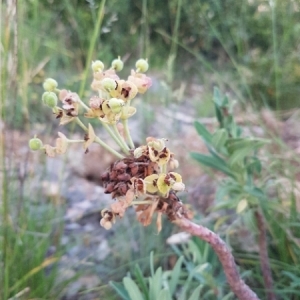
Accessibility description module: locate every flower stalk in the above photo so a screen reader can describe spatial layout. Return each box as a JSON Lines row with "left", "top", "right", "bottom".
{"left": 173, "top": 217, "right": 260, "bottom": 300}
{"left": 100, "top": 121, "right": 129, "bottom": 155}
{"left": 122, "top": 118, "right": 135, "bottom": 149}
{"left": 74, "top": 117, "right": 124, "bottom": 159}
{"left": 94, "top": 136, "right": 124, "bottom": 159}
{"left": 112, "top": 123, "right": 130, "bottom": 153}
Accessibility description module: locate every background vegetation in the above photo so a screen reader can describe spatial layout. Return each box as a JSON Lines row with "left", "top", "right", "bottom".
{"left": 1, "top": 0, "right": 300, "bottom": 299}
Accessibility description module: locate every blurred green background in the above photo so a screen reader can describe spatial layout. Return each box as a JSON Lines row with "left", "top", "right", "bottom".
{"left": 1, "top": 0, "right": 300, "bottom": 299}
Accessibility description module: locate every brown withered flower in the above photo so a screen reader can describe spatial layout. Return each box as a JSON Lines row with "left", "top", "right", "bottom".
{"left": 100, "top": 140, "right": 191, "bottom": 231}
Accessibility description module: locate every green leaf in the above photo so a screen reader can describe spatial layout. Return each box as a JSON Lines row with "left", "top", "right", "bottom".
{"left": 222, "top": 94, "right": 229, "bottom": 106}
{"left": 226, "top": 138, "right": 269, "bottom": 154}
{"left": 178, "top": 265, "right": 203, "bottom": 300}
{"left": 190, "top": 152, "right": 234, "bottom": 177}
{"left": 213, "top": 87, "right": 222, "bottom": 106}
{"left": 227, "top": 138, "right": 269, "bottom": 167}
{"left": 133, "top": 264, "right": 149, "bottom": 299}
{"left": 149, "top": 267, "right": 163, "bottom": 300}
{"left": 194, "top": 121, "right": 212, "bottom": 144}
{"left": 246, "top": 157, "right": 262, "bottom": 175}
{"left": 109, "top": 281, "right": 130, "bottom": 300}
{"left": 243, "top": 186, "right": 265, "bottom": 200}
{"left": 187, "top": 284, "right": 203, "bottom": 300}
{"left": 228, "top": 147, "right": 253, "bottom": 167}
{"left": 150, "top": 251, "right": 154, "bottom": 276}
{"left": 211, "top": 128, "right": 228, "bottom": 151}
{"left": 123, "top": 277, "right": 145, "bottom": 300}
{"left": 169, "top": 256, "right": 184, "bottom": 294}
{"left": 157, "top": 288, "right": 172, "bottom": 300}
{"left": 214, "top": 105, "right": 223, "bottom": 127}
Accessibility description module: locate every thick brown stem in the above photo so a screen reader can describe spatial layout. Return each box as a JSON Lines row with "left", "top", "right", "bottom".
{"left": 173, "top": 217, "right": 260, "bottom": 300}
{"left": 254, "top": 210, "right": 276, "bottom": 300}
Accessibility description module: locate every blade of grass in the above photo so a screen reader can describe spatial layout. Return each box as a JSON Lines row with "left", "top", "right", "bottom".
{"left": 78, "top": 0, "right": 106, "bottom": 98}
{"left": 270, "top": 0, "right": 279, "bottom": 110}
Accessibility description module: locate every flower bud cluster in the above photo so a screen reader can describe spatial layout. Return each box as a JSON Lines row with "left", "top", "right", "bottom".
{"left": 88, "top": 59, "right": 152, "bottom": 125}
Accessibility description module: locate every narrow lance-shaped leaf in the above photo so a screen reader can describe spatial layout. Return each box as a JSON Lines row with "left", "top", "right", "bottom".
{"left": 190, "top": 152, "right": 235, "bottom": 177}
{"left": 123, "top": 277, "right": 145, "bottom": 300}
{"left": 194, "top": 121, "right": 212, "bottom": 144}
{"left": 169, "top": 256, "right": 184, "bottom": 294}
{"left": 109, "top": 281, "right": 130, "bottom": 300}
{"left": 149, "top": 267, "right": 163, "bottom": 300}
{"left": 211, "top": 128, "right": 228, "bottom": 152}
{"left": 133, "top": 264, "right": 149, "bottom": 299}
{"left": 187, "top": 284, "right": 203, "bottom": 300}
{"left": 157, "top": 288, "right": 172, "bottom": 300}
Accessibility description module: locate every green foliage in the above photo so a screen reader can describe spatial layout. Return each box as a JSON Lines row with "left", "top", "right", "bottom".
{"left": 192, "top": 88, "right": 300, "bottom": 298}
{"left": 2, "top": 1, "right": 300, "bottom": 299}
{"left": 111, "top": 239, "right": 238, "bottom": 300}
{"left": 192, "top": 88, "right": 269, "bottom": 186}
{"left": 0, "top": 197, "right": 69, "bottom": 299}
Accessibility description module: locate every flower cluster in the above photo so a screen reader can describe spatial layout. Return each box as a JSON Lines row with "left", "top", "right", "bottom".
{"left": 29, "top": 57, "right": 191, "bottom": 232}
{"left": 100, "top": 137, "right": 189, "bottom": 231}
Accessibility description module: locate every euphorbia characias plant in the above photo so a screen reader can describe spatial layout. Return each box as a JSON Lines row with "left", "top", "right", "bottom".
{"left": 29, "top": 58, "right": 260, "bottom": 300}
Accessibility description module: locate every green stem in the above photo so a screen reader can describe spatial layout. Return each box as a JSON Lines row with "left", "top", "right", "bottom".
{"left": 122, "top": 118, "right": 135, "bottom": 149}
{"left": 78, "top": 0, "right": 106, "bottom": 98}
{"left": 78, "top": 99, "right": 89, "bottom": 111}
{"left": 112, "top": 123, "right": 130, "bottom": 153}
{"left": 74, "top": 118, "right": 124, "bottom": 159}
{"left": 74, "top": 117, "right": 88, "bottom": 131}
{"left": 100, "top": 120, "right": 129, "bottom": 155}
{"left": 271, "top": 0, "right": 279, "bottom": 110}
{"left": 160, "top": 164, "right": 167, "bottom": 174}
{"left": 94, "top": 136, "right": 124, "bottom": 159}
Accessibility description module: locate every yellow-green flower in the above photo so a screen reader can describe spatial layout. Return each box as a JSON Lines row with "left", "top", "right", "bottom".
{"left": 149, "top": 146, "right": 171, "bottom": 166}
{"left": 144, "top": 174, "right": 159, "bottom": 193}
{"left": 156, "top": 172, "right": 183, "bottom": 196}
{"left": 147, "top": 138, "right": 166, "bottom": 152}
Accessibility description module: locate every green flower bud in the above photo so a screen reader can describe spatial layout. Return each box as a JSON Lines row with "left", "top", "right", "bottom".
{"left": 92, "top": 60, "right": 104, "bottom": 72}
{"left": 29, "top": 137, "right": 43, "bottom": 151}
{"left": 108, "top": 98, "right": 125, "bottom": 114}
{"left": 135, "top": 59, "right": 149, "bottom": 73}
{"left": 43, "top": 78, "right": 58, "bottom": 92}
{"left": 111, "top": 58, "right": 124, "bottom": 71}
{"left": 42, "top": 92, "right": 58, "bottom": 108}
{"left": 101, "top": 78, "right": 117, "bottom": 91}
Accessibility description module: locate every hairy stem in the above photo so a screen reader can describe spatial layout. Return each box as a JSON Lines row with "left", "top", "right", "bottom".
{"left": 173, "top": 217, "right": 260, "bottom": 300}
{"left": 254, "top": 210, "right": 276, "bottom": 300}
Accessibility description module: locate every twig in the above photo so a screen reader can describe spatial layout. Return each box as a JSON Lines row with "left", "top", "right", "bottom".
{"left": 173, "top": 217, "right": 260, "bottom": 300}
{"left": 254, "top": 210, "right": 276, "bottom": 300}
